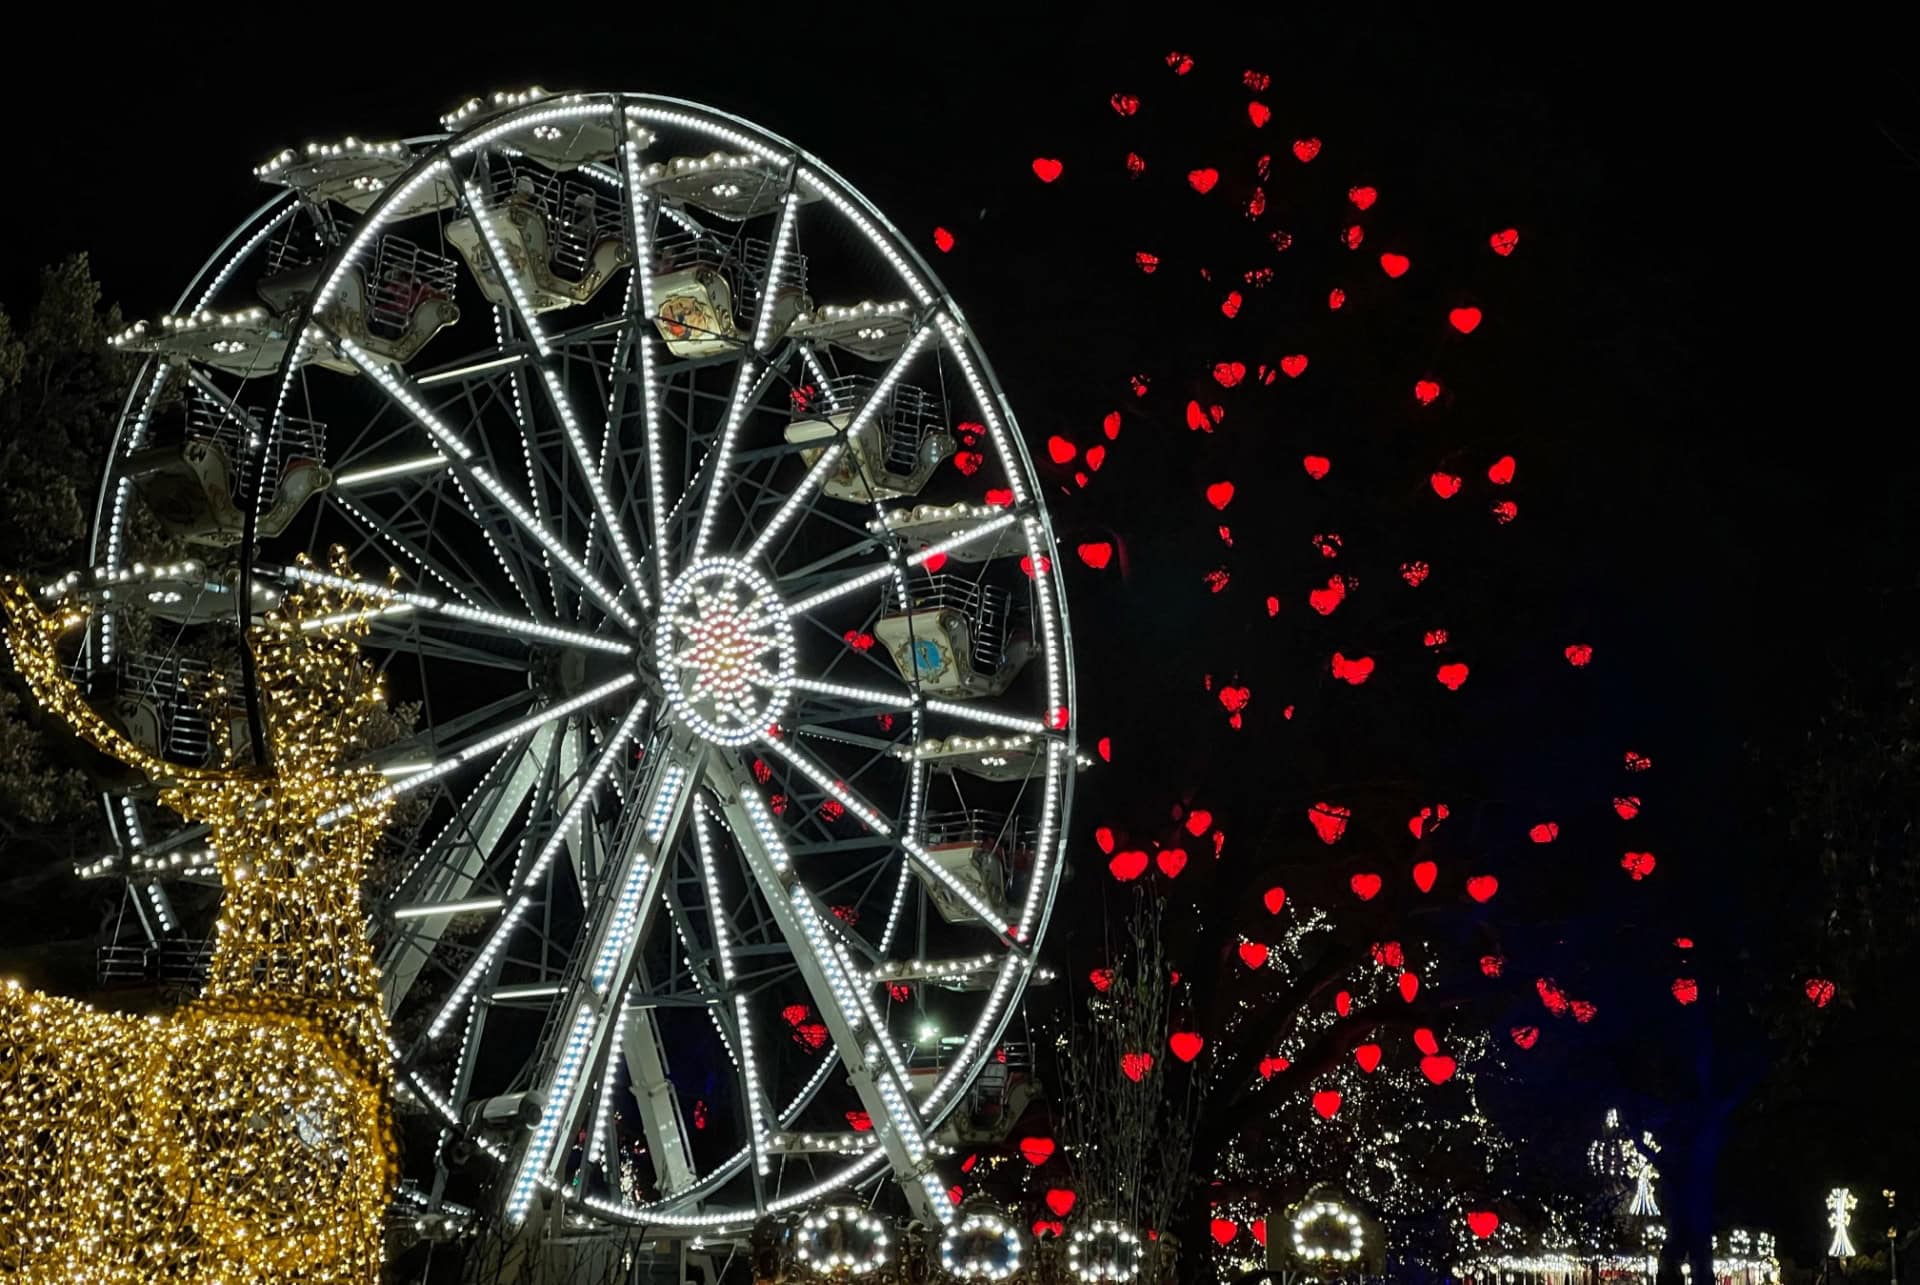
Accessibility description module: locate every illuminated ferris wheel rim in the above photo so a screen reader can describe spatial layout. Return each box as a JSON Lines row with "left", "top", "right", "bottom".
{"left": 87, "top": 88, "right": 1078, "bottom": 1235}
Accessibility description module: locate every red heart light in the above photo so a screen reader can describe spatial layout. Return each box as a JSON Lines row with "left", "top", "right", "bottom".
{"left": 1292, "top": 137, "right": 1322, "bottom": 162}
{"left": 1309, "top": 576, "right": 1347, "bottom": 615}
{"left": 1259, "top": 1055, "right": 1290, "bottom": 1079}
{"left": 1467, "top": 1211, "right": 1500, "bottom": 1239}
{"left": 1169, "top": 1031, "right": 1205, "bottom": 1062}
{"left": 1371, "top": 940, "right": 1405, "bottom": 968}
{"left": 1510, "top": 1025, "right": 1539, "bottom": 1049}
{"left": 1019, "top": 1136, "right": 1055, "bottom": 1166}
{"left": 1047, "top": 1189, "right": 1077, "bottom": 1216}
{"left": 1420, "top": 1054, "right": 1457, "bottom": 1084}
{"left": 1409, "top": 803, "right": 1452, "bottom": 840}
{"left": 1109, "top": 93, "right": 1140, "bottom": 116}
{"left": 1350, "top": 872, "right": 1383, "bottom": 901}
{"left": 843, "top": 629, "right": 875, "bottom": 652}
{"left": 1490, "top": 227, "right": 1520, "bottom": 256}
{"left": 1108, "top": 849, "right": 1148, "bottom": 881}
{"left": 923, "top": 551, "right": 949, "bottom": 573}
{"left": 1354, "top": 1043, "right": 1383, "bottom": 1073}
{"left": 1220, "top": 291, "right": 1243, "bottom": 319}
{"left": 985, "top": 487, "right": 1013, "bottom": 507}
{"left": 1047, "top": 435, "right": 1077, "bottom": 465}
{"left": 1625, "top": 750, "right": 1653, "bottom": 771}
{"left": 1121, "top": 1052, "right": 1154, "bottom": 1081}
{"left": 1414, "top": 379, "right": 1442, "bottom": 405}
{"left": 1805, "top": 977, "right": 1835, "bottom": 1008}
{"left": 1206, "top": 481, "right": 1236, "bottom": 510}
{"left": 1536, "top": 978, "right": 1569, "bottom": 1014}
{"left": 952, "top": 451, "right": 983, "bottom": 476}
{"left": 1156, "top": 848, "right": 1187, "bottom": 878}
{"left": 1335, "top": 991, "right": 1352, "bottom": 1016}
{"left": 1431, "top": 471, "right": 1463, "bottom": 499}
{"left": 1124, "top": 152, "right": 1146, "bottom": 178}
{"left": 1279, "top": 353, "right": 1308, "bottom": 378}
{"left": 1402, "top": 560, "right": 1431, "bottom": 585}
{"left": 1565, "top": 643, "right": 1594, "bottom": 668}
{"left": 1134, "top": 250, "right": 1159, "bottom": 274}
{"left": 1089, "top": 967, "right": 1113, "bottom": 992}
{"left": 1671, "top": 977, "right": 1698, "bottom": 1006}
{"left": 1529, "top": 823, "right": 1559, "bottom": 844}
{"left": 1077, "top": 543, "right": 1112, "bottom": 570}
{"left": 1018, "top": 554, "right": 1050, "bottom": 578}
{"left": 1413, "top": 860, "right": 1439, "bottom": 893}
{"left": 1252, "top": 1219, "right": 1268, "bottom": 1247}
{"left": 1436, "top": 662, "right": 1470, "bottom": 691}
{"left": 1414, "top": 1027, "right": 1439, "bottom": 1055}
{"left": 1102, "top": 411, "right": 1122, "bottom": 440}
{"left": 1348, "top": 184, "right": 1378, "bottom": 209}
{"left": 1621, "top": 851, "right": 1657, "bottom": 881}
{"left": 1399, "top": 971, "right": 1421, "bottom": 1002}
{"left": 1033, "top": 1219, "right": 1065, "bottom": 1239}
{"left": 1085, "top": 445, "right": 1107, "bottom": 471}
{"left": 1096, "top": 736, "right": 1111, "bottom": 762}
{"left": 1492, "top": 500, "right": 1518, "bottom": 524}
{"left": 1247, "top": 101, "right": 1271, "bottom": 128}
{"left": 1031, "top": 158, "right": 1064, "bottom": 183}
{"left": 1187, "top": 167, "right": 1220, "bottom": 194}
{"left": 846, "top": 1110, "right": 872, "bottom": 1131}
{"left": 1466, "top": 875, "right": 1499, "bottom": 902}
{"left": 1210, "top": 1219, "right": 1238, "bottom": 1246}
{"left": 1379, "top": 252, "right": 1411, "bottom": 278}
{"left": 1488, "top": 454, "right": 1516, "bottom": 484}
{"left": 1572, "top": 1000, "right": 1597, "bottom": 1023}
{"left": 1331, "top": 653, "right": 1375, "bottom": 685}
{"left": 1449, "top": 306, "right": 1483, "bottom": 334}
{"left": 1263, "top": 886, "right": 1286, "bottom": 913}
{"left": 1312, "top": 1089, "right": 1343, "bottom": 1119}
{"left": 1164, "top": 50, "right": 1194, "bottom": 74}
{"left": 1238, "top": 941, "right": 1269, "bottom": 969}
{"left": 1212, "top": 361, "right": 1246, "bottom": 387}
{"left": 933, "top": 227, "right": 956, "bottom": 253}
{"left": 1094, "top": 826, "right": 1115, "bottom": 854}
{"left": 1309, "top": 802, "right": 1351, "bottom": 844}
{"left": 1613, "top": 795, "right": 1641, "bottom": 819}
{"left": 1303, "top": 454, "right": 1331, "bottom": 479}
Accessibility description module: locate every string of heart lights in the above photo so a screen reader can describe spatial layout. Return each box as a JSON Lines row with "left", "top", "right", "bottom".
{"left": 0, "top": 552, "right": 398, "bottom": 1282}
{"left": 1292, "top": 1198, "right": 1366, "bottom": 1263}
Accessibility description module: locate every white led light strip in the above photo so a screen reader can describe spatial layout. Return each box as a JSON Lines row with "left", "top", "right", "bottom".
{"left": 621, "top": 147, "right": 673, "bottom": 595}
{"left": 275, "top": 563, "right": 630, "bottom": 655}
{"left": 692, "top": 804, "right": 737, "bottom": 981}
{"left": 790, "top": 676, "right": 915, "bottom": 708}
{"left": 736, "top": 994, "right": 772, "bottom": 1174}
{"left": 319, "top": 675, "right": 636, "bottom": 826}
{"left": 690, "top": 358, "right": 761, "bottom": 563}
{"left": 506, "top": 1002, "right": 597, "bottom": 1223}
{"left": 923, "top": 698, "right": 1048, "bottom": 736}
{"left": 782, "top": 513, "right": 1015, "bottom": 618}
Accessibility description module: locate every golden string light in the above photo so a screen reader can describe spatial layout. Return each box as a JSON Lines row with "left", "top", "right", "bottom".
{"left": 0, "top": 551, "right": 400, "bottom": 1283}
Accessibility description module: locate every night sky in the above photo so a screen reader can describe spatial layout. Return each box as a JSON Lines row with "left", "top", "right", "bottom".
{"left": 4, "top": 13, "right": 1915, "bottom": 1263}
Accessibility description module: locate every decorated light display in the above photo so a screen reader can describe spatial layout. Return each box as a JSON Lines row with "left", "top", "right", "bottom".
{"left": 1067, "top": 1220, "right": 1144, "bottom": 1284}
{"left": 938, "top": 1210, "right": 1026, "bottom": 1282}
{"left": 1827, "top": 1187, "right": 1858, "bottom": 1258}
{"left": 794, "top": 1206, "right": 894, "bottom": 1277}
{"left": 0, "top": 556, "right": 397, "bottom": 1281}
{"left": 1291, "top": 1198, "right": 1366, "bottom": 1263}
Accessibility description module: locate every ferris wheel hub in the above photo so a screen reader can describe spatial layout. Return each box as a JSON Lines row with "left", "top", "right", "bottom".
{"left": 656, "top": 557, "right": 795, "bottom": 748}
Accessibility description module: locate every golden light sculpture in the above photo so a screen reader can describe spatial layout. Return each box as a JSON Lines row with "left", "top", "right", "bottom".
{"left": 0, "top": 553, "right": 400, "bottom": 1283}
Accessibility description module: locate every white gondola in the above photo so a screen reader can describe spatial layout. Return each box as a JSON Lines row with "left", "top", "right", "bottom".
{"left": 785, "top": 375, "right": 954, "bottom": 501}
{"left": 648, "top": 230, "right": 810, "bottom": 357}
{"left": 787, "top": 300, "right": 915, "bottom": 361}
{"left": 109, "top": 310, "right": 292, "bottom": 380}
{"left": 446, "top": 158, "right": 631, "bottom": 312}
{"left": 638, "top": 150, "right": 807, "bottom": 220}
{"left": 915, "top": 808, "right": 1030, "bottom": 926}
{"left": 124, "top": 390, "right": 330, "bottom": 548}
{"left": 253, "top": 137, "right": 453, "bottom": 217}
{"left": 874, "top": 573, "right": 1031, "bottom": 697}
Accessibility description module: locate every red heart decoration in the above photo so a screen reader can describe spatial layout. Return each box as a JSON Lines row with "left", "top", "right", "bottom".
{"left": 923, "top": 551, "right": 949, "bottom": 573}
{"left": 1312, "top": 1089, "right": 1343, "bottom": 1118}
{"left": 1420, "top": 1054, "right": 1456, "bottom": 1084}
{"left": 1185, "top": 400, "right": 1210, "bottom": 432}
{"left": 1169, "top": 1031, "right": 1205, "bottom": 1062}
{"left": 952, "top": 452, "right": 983, "bottom": 476}
{"left": 1379, "top": 252, "right": 1411, "bottom": 278}
{"left": 1467, "top": 1211, "right": 1500, "bottom": 1239}
{"left": 1529, "top": 822, "right": 1559, "bottom": 844}
{"left": 1537, "top": 978, "right": 1569, "bottom": 1014}
{"left": 1206, "top": 481, "right": 1236, "bottom": 510}
{"left": 1510, "top": 1025, "right": 1539, "bottom": 1049}
{"left": 1565, "top": 643, "right": 1594, "bottom": 667}
{"left": 1430, "top": 471, "right": 1463, "bottom": 499}
{"left": 1019, "top": 1136, "right": 1055, "bottom": 1166}
{"left": 985, "top": 487, "right": 1014, "bottom": 507}
{"left": 1108, "top": 849, "right": 1148, "bottom": 881}
{"left": 1488, "top": 455, "right": 1517, "bottom": 484}
{"left": 1371, "top": 940, "right": 1405, "bottom": 968}
{"left": 1308, "top": 802, "right": 1351, "bottom": 843}
{"left": 1046, "top": 435, "right": 1076, "bottom": 465}
{"left": 1238, "top": 941, "right": 1269, "bottom": 970}
{"left": 1220, "top": 291, "right": 1243, "bottom": 319}
{"left": 1572, "top": 1000, "right": 1597, "bottom": 1023}
{"left": 1134, "top": 251, "right": 1159, "bottom": 275}
{"left": 1354, "top": 1043, "right": 1382, "bottom": 1073}
{"left": 1490, "top": 227, "right": 1520, "bottom": 256}
{"left": 1096, "top": 736, "right": 1111, "bottom": 761}
{"left": 1258, "top": 1054, "right": 1290, "bottom": 1079}
{"left": 1613, "top": 795, "right": 1641, "bottom": 819}
{"left": 1187, "top": 167, "right": 1220, "bottom": 194}
{"left": 1331, "top": 653, "right": 1375, "bottom": 685}
{"left": 1414, "top": 379, "right": 1442, "bottom": 405}
{"left": 1414, "top": 1027, "right": 1439, "bottom": 1055}
{"left": 1077, "top": 542, "right": 1112, "bottom": 570}
{"left": 949, "top": 1185, "right": 965, "bottom": 1204}
{"left": 1212, "top": 361, "right": 1246, "bottom": 387}
{"left": 1109, "top": 93, "right": 1139, "bottom": 117}
{"left": 1219, "top": 685, "right": 1251, "bottom": 715}
{"left": 1402, "top": 560, "right": 1431, "bottom": 586}
{"left": 1307, "top": 580, "right": 1348, "bottom": 621}
{"left": 1805, "top": 977, "right": 1835, "bottom": 1008}
{"left": 1348, "top": 184, "right": 1378, "bottom": 209}
{"left": 1449, "top": 306, "right": 1483, "bottom": 334}
{"left": 1436, "top": 662, "right": 1470, "bottom": 691}
{"left": 1399, "top": 970, "right": 1421, "bottom": 1002}
{"left": 1329, "top": 286, "right": 1348, "bottom": 309}
{"left": 1047, "top": 1188, "right": 1077, "bottom": 1217}
{"left": 1671, "top": 977, "right": 1698, "bottom": 1006}
{"left": 1089, "top": 967, "right": 1113, "bottom": 992}
{"left": 1164, "top": 50, "right": 1194, "bottom": 75}
{"left": 1292, "top": 137, "right": 1322, "bottom": 162}
{"left": 1018, "top": 554, "right": 1051, "bottom": 579}
{"left": 1156, "top": 847, "right": 1187, "bottom": 878}
{"left": 1350, "top": 872, "right": 1383, "bottom": 901}
{"left": 1262, "top": 886, "right": 1286, "bottom": 914}
{"left": 1303, "top": 454, "right": 1331, "bottom": 479}
{"left": 1124, "top": 152, "right": 1146, "bottom": 178}
{"left": 1336, "top": 990, "right": 1352, "bottom": 1016}
{"left": 1247, "top": 101, "right": 1271, "bottom": 128}
{"left": 1625, "top": 750, "right": 1653, "bottom": 772}
{"left": 1252, "top": 1219, "right": 1268, "bottom": 1247}
{"left": 1466, "top": 875, "right": 1499, "bottom": 902}
{"left": 1621, "top": 851, "right": 1657, "bottom": 880}
{"left": 846, "top": 1110, "right": 872, "bottom": 1131}
{"left": 1413, "top": 860, "right": 1438, "bottom": 893}
{"left": 1278, "top": 353, "right": 1309, "bottom": 378}
{"left": 1031, "top": 158, "right": 1064, "bottom": 183}
{"left": 1210, "top": 1219, "right": 1239, "bottom": 1246}
{"left": 1033, "top": 1219, "right": 1065, "bottom": 1239}
{"left": 1094, "top": 826, "right": 1115, "bottom": 854}
{"left": 1184, "top": 808, "right": 1213, "bottom": 835}
{"left": 1121, "top": 1051, "right": 1154, "bottom": 1081}
{"left": 933, "top": 227, "right": 956, "bottom": 253}
{"left": 1492, "top": 500, "right": 1518, "bottom": 524}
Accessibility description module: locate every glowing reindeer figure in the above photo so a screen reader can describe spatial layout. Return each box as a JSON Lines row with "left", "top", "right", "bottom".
{"left": 0, "top": 555, "right": 400, "bottom": 1284}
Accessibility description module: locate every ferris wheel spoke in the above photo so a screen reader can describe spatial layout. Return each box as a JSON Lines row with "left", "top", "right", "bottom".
{"left": 780, "top": 514, "right": 1019, "bottom": 620}
{"left": 617, "top": 144, "right": 677, "bottom": 597}
{"left": 706, "top": 765, "right": 952, "bottom": 1225}
{"left": 326, "top": 327, "right": 639, "bottom": 630}
{"left": 921, "top": 699, "right": 1054, "bottom": 737}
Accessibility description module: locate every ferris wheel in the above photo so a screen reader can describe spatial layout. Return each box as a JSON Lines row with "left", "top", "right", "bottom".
{"left": 83, "top": 89, "right": 1077, "bottom": 1239}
